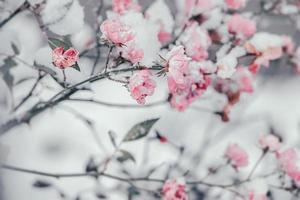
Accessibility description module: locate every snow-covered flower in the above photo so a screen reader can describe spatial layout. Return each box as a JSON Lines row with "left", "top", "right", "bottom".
{"left": 179, "top": 22, "right": 211, "bottom": 61}
{"left": 247, "top": 179, "right": 268, "bottom": 200}
{"left": 146, "top": 0, "right": 174, "bottom": 43}
{"left": 227, "top": 14, "right": 256, "bottom": 39}
{"left": 112, "top": 0, "right": 141, "bottom": 14}
{"left": 259, "top": 134, "right": 281, "bottom": 152}
{"left": 245, "top": 32, "right": 284, "bottom": 71}
{"left": 225, "top": 0, "right": 246, "bottom": 10}
{"left": 232, "top": 67, "right": 254, "bottom": 93}
{"left": 276, "top": 148, "right": 300, "bottom": 183}
{"left": 162, "top": 178, "right": 188, "bottom": 200}
{"left": 225, "top": 143, "right": 249, "bottom": 169}
{"left": 166, "top": 46, "right": 191, "bottom": 86}
{"left": 119, "top": 42, "right": 144, "bottom": 64}
{"left": 100, "top": 18, "right": 135, "bottom": 46}
{"left": 217, "top": 55, "right": 238, "bottom": 79}
{"left": 52, "top": 47, "right": 79, "bottom": 68}
{"left": 128, "top": 69, "right": 156, "bottom": 104}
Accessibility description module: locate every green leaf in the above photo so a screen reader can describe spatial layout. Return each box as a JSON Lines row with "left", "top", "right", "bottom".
{"left": 123, "top": 118, "right": 160, "bottom": 142}
{"left": 0, "top": 57, "right": 17, "bottom": 89}
{"left": 11, "top": 43, "right": 19, "bottom": 55}
{"left": 48, "top": 38, "right": 71, "bottom": 50}
{"left": 71, "top": 62, "right": 81, "bottom": 72}
{"left": 116, "top": 150, "right": 136, "bottom": 163}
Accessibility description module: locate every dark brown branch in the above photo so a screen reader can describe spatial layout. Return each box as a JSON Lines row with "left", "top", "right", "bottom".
{"left": 0, "top": 1, "right": 30, "bottom": 29}
{"left": 13, "top": 73, "right": 45, "bottom": 112}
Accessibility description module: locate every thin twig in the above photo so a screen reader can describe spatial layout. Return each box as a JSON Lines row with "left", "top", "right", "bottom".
{"left": 13, "top": 73, "right": 44, "bottom": 111}
{"left": 68, "top": 98, "right": 167, "bottom": 108}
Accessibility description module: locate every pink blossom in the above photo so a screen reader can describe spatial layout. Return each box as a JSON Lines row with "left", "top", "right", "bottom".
{"left": 225, "top": 0, "right": 246, "bottom": 10}
{"left": 162, "top": 178, "right": 188, "bottom": 200}
{"left": 225, "top": 143, "right": 249, "bottom": 169}
{"left": 112, "top": 0, "right": 141, "bottom": 14}
{"left": 52, "top": 47, "right": 79, "bottom": 69}
{"left": 166, "top": 46, "right": 191, "bottom": 86}
{"left": 276, "top": 148, "right": 300, "bottom": 183}
{"left": 232, "top": 67, "right": 254, "bottom": 93}
{"left": 120, "top": 43, "right": 144, "bottom": 64}
{"left": 249, "top": 191, "right": 268, "bottom": 200}
{"left": 259, "top": 135, "right": 280, "bottom": 152}
{"left": 179, "top": 23, "right": 211, "bottom": 61}
{"left": 128, "top": 69, "right": 156, "bottom": 104}
{"left": 167, "top": 61, "right": 211, "bottom": 111}
{"left": 100, "top": 19, "right": 135, "bottom": 46}
{"left": 227, "top": 14, "right": 256, "bottom": 38}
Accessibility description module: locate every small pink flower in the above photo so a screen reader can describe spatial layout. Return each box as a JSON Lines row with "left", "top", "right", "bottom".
{"left": 112, "top": 0, "right": 141, "bottom": 14}
{"left": 52, "top": 47, "right": 79, "bottom": 69}
{"left": 249, "top": 191, "right": 268, "bottom": 200}
{"left": 128, "top": 69, "right": 156, "bottom": 104}
{"left": 180, "top": 23, "right": 211, "bottom": 61}
{"left": 227, "top": 14, "right": 256, "bottom": 38}
{"left": 276, "top": 148, "right": 300, "bottom": 183}
{"left": 166, "top": 46, "right": 191, "bottom": 86}
{"left": 162, "top": 178, "right": 188, "bottom": 200}
{"left": 225, "top": 143, "right": 249, "bottom": 169}
{"left": 120, "top": 43, "right": 144, "bottom": 64}
{"left": 225, "top": 0, "right": 246, "bottom": 10}
{"left": 100, "top": 19, "right": 135, "bottom": 46}
{"left": 232, "top": 67, "right": 254, "bottom": 93}
{"left": 259, "top": 135, "right": 280, "bottom": 152}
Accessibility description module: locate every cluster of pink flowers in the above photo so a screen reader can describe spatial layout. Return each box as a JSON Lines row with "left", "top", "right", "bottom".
{"left": 225, "top": 143, "right": 249, "bottom": 169}
{"left": 162, "top": 178, "right": 188, "bottom": 200}
{"left": 100, "top": 17, "right": 145, "bottom": 64}
{"left": 165, "top": 46, "right": 211, "bottom": 111}
{"left": 52, "top": 47, "right": 79, "bottom": 69}
{"left": 127, "top": 69, "right": 156, "bottom": 104}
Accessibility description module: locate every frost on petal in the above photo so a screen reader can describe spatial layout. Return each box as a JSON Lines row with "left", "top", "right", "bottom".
{"left": 41, "top": 0, "right": 84, "bottom": 35}
{"left": 119, "top": 42, "right": 144, "bottom": 64}
{"left": 146, "top": 0, "right": 174, "bottom": 43}
{"left": 179, "top": 22, "right": 211, "bottom": 61}
{"left": 128, "top": 70, "right": 156, "bottom": 104}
